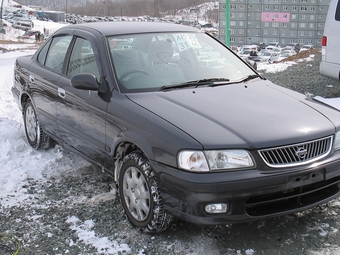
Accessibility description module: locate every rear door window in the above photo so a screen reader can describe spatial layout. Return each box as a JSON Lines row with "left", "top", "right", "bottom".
{"left": 44, "top": 35, "right": 73, "bottom": 73}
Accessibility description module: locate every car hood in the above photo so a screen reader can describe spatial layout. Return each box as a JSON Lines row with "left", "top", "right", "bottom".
{"left": 126, "top": 79, "right": 338, "bottom": 149}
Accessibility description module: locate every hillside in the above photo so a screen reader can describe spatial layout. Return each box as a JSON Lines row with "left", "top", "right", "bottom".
{"left": 15, "top": 0, "right": 214, "bottom": 17}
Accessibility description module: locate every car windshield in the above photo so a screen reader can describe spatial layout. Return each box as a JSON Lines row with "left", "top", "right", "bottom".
{"left": 108, "top": 32, "right": 255, "bottom": 93}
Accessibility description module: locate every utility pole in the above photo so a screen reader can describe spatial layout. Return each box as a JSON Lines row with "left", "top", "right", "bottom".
{"left": 0, "top": 0, "right": 4, "bottom": 26}
{"left": 225, "top": 0, "right": 230, "bottom": 46}
{"left": 154, "top": 0, "right": 159, "bottom": 17}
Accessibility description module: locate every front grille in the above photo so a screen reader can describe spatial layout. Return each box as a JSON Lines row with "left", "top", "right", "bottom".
{"left": 258, "top": 136, "right": 333, "bottom": 168}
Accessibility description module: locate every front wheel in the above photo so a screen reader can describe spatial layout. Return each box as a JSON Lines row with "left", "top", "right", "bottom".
{"left": 23, "top": 99, "right": 51, "bottom": 149}
{"left": 118, "top": 151, "right": 173, "bottom": 233}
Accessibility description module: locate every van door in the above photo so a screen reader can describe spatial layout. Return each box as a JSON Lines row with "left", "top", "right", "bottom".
{"left": 320, "top": 0, "right": 340, "bottom": 81}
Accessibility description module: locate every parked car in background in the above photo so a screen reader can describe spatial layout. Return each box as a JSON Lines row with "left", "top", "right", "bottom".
{"left": 284, "top": 43, "right": 300, "bottom": 53}
{"left": 260, "top": 51, "right": 280, "bottom": 62}
{"left": 267, "top": 42, "right": 280, "bottom": 48}
{"left": 254, "top": 42, "right": 266, "bottom": 51}
{"left": 12, "top": 21, "right": 340, "bottom": 233}
{"left": 320, "top": 0, "right": 340, "bottom": 81}
{"left": 274, "top": 52, "right": 295, "bottom": 62}
{"left": 238, "top": 49, "right": 252, "bottom": 58}
{"left": 300, "top": 44, "right": 314, "bottom": 51}
{"left": 281, "top": 49, "right": 297, "bottom": 56}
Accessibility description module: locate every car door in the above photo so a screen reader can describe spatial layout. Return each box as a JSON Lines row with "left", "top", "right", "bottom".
{"left": 28, "top": 35, "right": 73, "bottom": 139}
{"left": 56, "top": 32, "right": 109, "bottom": 164}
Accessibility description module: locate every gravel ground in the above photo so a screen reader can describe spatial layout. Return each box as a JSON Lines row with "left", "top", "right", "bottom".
{"left": 2, "top": 50, "right": 340, "bottom": 255}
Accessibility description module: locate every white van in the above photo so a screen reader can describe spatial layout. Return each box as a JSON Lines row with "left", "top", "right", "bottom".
{"left": 320, "top": 0, "right": 340, "bottom": 81}
{"left": 12, "top": 20, "right": 33, "bottom": 31}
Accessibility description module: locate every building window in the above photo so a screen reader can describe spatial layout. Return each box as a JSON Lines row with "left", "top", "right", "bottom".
{"left": 300, "top": 23, "right": 306, "bottom": 28}
{"left": 291, "top": 23, "right": 296, "bottom": 28}
{"left": 300, "top": 6, "right": 307, "bottom": 11}
{"left": 230, "top": 21, "right": 236, "bottom": 26}
{"left": 265, "top": 22, "right": 270, "bottom": 27}
{"left": 301, "top": 0, "right": 308, "bottom": 2}
{"left": 265, "top": 13, "right": 270, "bottom": 18}
{"left": 310, "top": 15, "right": 314, "bottom": 20}
{"left": 310, "top": 6, "right": 315, "bottom": 11}
{"left": 309, "top": 31, "right": 314, "bottom": 36}
{"left": 265, "top": 5, "right": 270, "bottom": 10}
{"left": 264, "top": 30, "right": 269, "bottom": 35}
{"left": 282, "top": 23, "right": 287, "bottom": 27}
{"left": 274, "top": 5, "right": 280, "bottom": 10}
{"left": 283, "top": 6, "right": 288, "bottom": 11}
{"left": 272, "top": 22, "right": 279, "bottom": 27}
{"left": 273, "top": 30, "right": 278, "bottom": 35}
{"left": 231, "top": 4, "right": 237, "bottom": 9}
{"left": 309, "top": 23, "right": 314, "bottom": 28}
{"left": 292, "top": 6, "right": 297, "bottom": 11}
{"left": 239, "top": 29, "right": 244, "bottom": 34}
{"left": 273, "top": 14, "right": 279, "bottom": 19}
{"left": 239, "top": 21, "right": 244, "bottom": 26}
{"left": 301, "top": 14, "right": 306, "bottom": 19}
{"left": 292, "top": 14, "right": 297, "bottom": 19}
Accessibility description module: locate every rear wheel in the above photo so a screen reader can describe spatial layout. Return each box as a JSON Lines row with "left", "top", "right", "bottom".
{"left": 23, "top": 99, "right": 51, "bottom": 149}
{"left": 118, "top": 151, "right": 173, "bottom": 233}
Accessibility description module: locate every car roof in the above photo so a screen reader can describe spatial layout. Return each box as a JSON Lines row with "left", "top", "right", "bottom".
{"left": 59, "top": 21, "right": 200, "bottom": 36}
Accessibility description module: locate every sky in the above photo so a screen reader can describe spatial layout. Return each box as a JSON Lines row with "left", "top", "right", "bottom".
{"left": 1, "top": 1, "right": 339, "bottom": 254}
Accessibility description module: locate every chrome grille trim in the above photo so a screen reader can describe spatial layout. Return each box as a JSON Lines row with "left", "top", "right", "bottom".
{"left": 258, "top": 136, "right": 333, "bottom": 168}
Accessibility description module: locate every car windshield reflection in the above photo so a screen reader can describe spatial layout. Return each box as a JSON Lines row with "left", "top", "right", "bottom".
{"left": 108, "top": 32, "right": 255, "bottom": 92}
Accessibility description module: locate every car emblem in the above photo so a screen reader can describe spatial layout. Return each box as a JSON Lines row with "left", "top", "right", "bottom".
{"left": 295, "top": 147, "right": 308, "bottom": 159}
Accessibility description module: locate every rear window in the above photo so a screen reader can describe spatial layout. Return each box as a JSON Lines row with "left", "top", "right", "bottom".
{"left": 336, "top": 0, "right": 340, "bottom": 21}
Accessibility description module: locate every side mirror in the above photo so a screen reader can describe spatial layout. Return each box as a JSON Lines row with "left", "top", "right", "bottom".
{"left": 71, "top": 73, "right": 100, "bottom": 91}
{"left": 71, "top": 73, "right": 106, "bottom": 93}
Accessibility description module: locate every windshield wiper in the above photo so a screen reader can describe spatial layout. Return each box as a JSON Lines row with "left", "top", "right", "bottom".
{"left": 161, "top": 78, "right": 230, "bottom": 91}
{"left": 239, "top": 74, "right": 261, "bottom": 83}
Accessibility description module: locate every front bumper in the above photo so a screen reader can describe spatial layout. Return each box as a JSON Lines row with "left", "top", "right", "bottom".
{"left": 152, "top": 151, "right": 340, "bottom": 225}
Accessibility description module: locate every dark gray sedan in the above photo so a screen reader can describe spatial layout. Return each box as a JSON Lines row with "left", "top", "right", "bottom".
{"left": 11, "top": 21, "right": 340, "bottom": 233}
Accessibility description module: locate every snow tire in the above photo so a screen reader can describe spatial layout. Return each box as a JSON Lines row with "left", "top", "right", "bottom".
{"left": 118, "top": 151, "right": 173, "bottom": 233}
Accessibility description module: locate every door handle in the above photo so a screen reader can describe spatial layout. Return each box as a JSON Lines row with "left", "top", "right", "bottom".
{"left": 58, "top": 88, "right": 66, "bottom": 98}
{"left": 29, "top": 74, "right": 35, "bottom": 83}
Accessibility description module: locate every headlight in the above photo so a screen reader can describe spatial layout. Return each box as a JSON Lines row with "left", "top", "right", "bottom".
{"left": 178, "top": 150, "right": 254, "bottom": 172}
{"left": 334, "top": 131, "right": 340, "bottom": 150}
